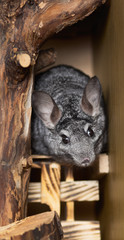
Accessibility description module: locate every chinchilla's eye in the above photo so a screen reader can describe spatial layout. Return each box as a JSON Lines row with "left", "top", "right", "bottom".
{"left": 87, "top": 126, "right": 94, "bottom": 137}
{"left": 61, "top": 134, "right": 70, "bottom": 144}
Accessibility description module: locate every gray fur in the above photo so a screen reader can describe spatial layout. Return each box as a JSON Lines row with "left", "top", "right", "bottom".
{"left": 32, "top": 65, "right": 107, "bottom": 167}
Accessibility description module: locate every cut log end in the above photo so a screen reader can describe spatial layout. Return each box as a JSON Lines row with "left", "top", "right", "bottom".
{"left": 17, "top": 53, "right": 31, "bottom": 68}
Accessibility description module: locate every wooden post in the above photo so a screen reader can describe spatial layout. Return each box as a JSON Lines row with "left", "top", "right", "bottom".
{"left": 41, "top": 163, "right": 61, "bottom": 215}
{"left": 0, "top": 0, "right": 107, "bottom": 226}
{"left": 65, "top": 167, "right": 74, "bottom": 221}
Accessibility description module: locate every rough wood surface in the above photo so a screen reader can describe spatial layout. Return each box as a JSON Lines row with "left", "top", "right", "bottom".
{"left": 34, "top": 48, "right": 57, "bottom": 74}
{"left": 62, "top": 221, "right": 100, "bottom": 240}
{"left": 0, "top": 211, "right": 63, "bottom": 240}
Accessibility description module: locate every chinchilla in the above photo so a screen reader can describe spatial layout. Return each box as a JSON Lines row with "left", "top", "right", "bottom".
{"left": 32, "top": 65, "right": 107, "bottom": 167}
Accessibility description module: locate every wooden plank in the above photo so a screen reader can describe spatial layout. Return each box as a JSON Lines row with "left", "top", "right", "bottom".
{"left": 0, "top": 211, "right": 63, "bottom": 240}
{"left": 62, "top": 221, "right": 100, "bottom": 240}
{"left": 31, "top": 154, "right": 109, "bottom": 175}
{"left": 41, "top": 163, "right": 61, "bottom": 215}
{"left": 61, "top": 180, "right": 99, "bottom": 201}
{"left": 31, "top": 155, "right": 52, "bottom": 159}
{"left": 28, "top": 180, "right": 99, "bottom": 202}
{"left": 94, "top": 1, "right": 124, "bottom": 238}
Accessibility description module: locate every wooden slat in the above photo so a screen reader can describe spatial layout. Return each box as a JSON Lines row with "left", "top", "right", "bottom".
{"left": 28, "top": 180, "right": 99, "bottom": 202}
{"left": 62, "top": 221, "right": 100, "bottom": 240}
{"left": 31, "top": 154, "right": 109, "bottom": 175}
{"left": 41, "top": 163, "right": 61, "bottom": 215}
{"left": 61, "top": 180, "right": 99, "bottom": 201}
{"left": 31, "top": 155, "right": 52, "bottom": 159}
{"left": 28, "top": 182, "right": 41, "bottom": 202}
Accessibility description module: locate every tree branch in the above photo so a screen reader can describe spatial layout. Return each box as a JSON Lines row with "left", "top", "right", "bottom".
{"left": 4, "top": 0, "right": 107, "bottom": 83}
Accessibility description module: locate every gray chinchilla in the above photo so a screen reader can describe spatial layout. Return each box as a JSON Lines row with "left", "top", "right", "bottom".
{"left": 32, "top": 65, "right": 107, "bottom": 167}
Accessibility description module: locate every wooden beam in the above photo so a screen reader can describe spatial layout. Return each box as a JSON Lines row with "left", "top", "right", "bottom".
{"left": 0, "top": 211, "right": 63, "bottom": 240}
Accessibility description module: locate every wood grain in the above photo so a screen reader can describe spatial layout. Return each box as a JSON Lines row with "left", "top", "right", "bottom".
{"left": 28, "top": 154, "right": 109, "bottom": 204}
{"left": 0, "top": 211, "right": 63, "bottom": 240}
{"left": 64, "top": 167, "right": 74, "bottom": 221}
{"left": 28, "top": 180, "right": 99, "bottom": 202}
{"left": 34, "top": 48, "right": 57, "bottom": 74}
{"left": 28, "top": 182, "right": 41, "bottom": 203}
{"left": 41, "top": 163, "right": 61, "bottom": 215}
{"left": 62, "top": 221, "right": 100, "bottom": 240}
{"left": 94, "top": 1, "right": 124, "bottom": 239}
{"left": 61, "top": 180, "right": 99, "bottom": 201}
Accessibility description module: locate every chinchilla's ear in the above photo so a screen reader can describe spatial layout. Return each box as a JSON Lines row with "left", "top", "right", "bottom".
{"left": 81, "top": 76, "right": 102, "bottom": 116}
{"left": 32, "top": 91, "right": 62, "bottom": 129}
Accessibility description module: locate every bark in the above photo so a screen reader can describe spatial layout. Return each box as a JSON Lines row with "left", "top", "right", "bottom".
{"left": 0, "top": 211, "right": 63, "bottom": 240}
{"left": 0, "top": 0, "right": 107, "bottom": 226}
{"left": 34, "top": 48, "right": 57, "bottom": 74}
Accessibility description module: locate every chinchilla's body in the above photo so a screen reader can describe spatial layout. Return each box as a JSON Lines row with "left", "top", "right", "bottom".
{"left": 32, "top": 65, "right": 107, "bottom": 167}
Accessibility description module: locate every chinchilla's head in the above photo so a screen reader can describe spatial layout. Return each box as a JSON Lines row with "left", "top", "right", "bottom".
{"left": 32, "top": 76, "right": 107, "bottom": 167}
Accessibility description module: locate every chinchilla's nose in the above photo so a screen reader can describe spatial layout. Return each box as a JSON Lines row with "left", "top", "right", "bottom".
{"left": 81, "top": 158, "right": 90, "bottom": 166}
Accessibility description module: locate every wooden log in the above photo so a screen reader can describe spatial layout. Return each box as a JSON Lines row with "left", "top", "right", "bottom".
{"left": 41, "top": 163, "right": 61, "bottom": 215}
{"left": 62, "top": 221, "right": 100, "bottom": 240}
{"left": 0, "top": 211, "right": 63, "bottom": 240}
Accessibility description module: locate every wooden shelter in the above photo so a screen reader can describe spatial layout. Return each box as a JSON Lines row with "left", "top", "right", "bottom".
{"left": 0, "top": 0, "right": 113, "bottom": 239}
